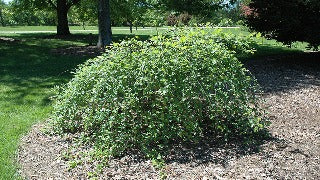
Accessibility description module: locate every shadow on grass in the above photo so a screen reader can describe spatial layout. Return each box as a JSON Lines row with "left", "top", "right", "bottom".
{"left": 12, "top": 33, "right": 152, "bottom": 45}
{"left": 0, "top": 39, "right": 87, "bottom": 106}
{"left": 243, "top": 45, "right": 320, "bottom": 94}
{"left": 253, "top": 44, "right": 303, "bottom": 57}
{"left": 0, "top": 33, "right": 153, "bottom": 106}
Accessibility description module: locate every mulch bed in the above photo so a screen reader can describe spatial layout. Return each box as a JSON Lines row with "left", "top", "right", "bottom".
{"left": 17, "top": 52, "right": 320, "bottom": 179}
{"left": 51, "top": 46, "right": 104, "bottom": 57}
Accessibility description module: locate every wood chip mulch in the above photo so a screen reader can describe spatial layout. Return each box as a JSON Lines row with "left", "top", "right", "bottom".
{"left": 51, "top": 46, "right": 104, "bottom": 57}
{"left": 17, "top": 52, "right": 320, "bottom": 179}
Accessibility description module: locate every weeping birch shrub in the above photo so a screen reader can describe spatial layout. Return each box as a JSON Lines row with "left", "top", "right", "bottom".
{"left": 51, "top": 27, "right": 267, "bottom": 158}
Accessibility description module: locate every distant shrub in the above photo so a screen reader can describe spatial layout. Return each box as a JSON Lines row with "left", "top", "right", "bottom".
{"left": 167, "top": 14, "right": 178, "bottom": 26}
{"left": 51, "top": 27, "right": 267, "bottom": 158}
{"left": 167, "top": 12, "right": 192, "bottom": 26}
{"left": 178, "top": 12, "right": 192, "bottom": 25}
{"left": 217, "top": 18, "right": 235, "bottom": 27}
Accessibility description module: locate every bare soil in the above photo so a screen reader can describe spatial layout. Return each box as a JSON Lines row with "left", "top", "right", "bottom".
{"left": 18, "top": 52, "right": 320, "bottom": 179}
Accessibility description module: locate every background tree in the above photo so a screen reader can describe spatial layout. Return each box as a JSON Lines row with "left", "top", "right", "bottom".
{"left": 56, "top": 0, "right": 81, "bottom": 35}
{"left": 1, "top": 1, "right": 56, "bottom": 26}
{"left": 70, "top": 0, "right": 97, "bottom": 29}
{"left": 0, "top": 0, "right": 5, "bottom": 26}
{"left": 244, "top": 0, "right": 320, "bottom": 50}
{"left": 110, "top": 0, "right": 152, "bottom": 32}
{"left": 162, "top": 1, "right": 239, "bottom": 15}
{"left": 13, "top": 1, "right": 56, "bottom": 25}
{"left": 14, "top": 0, "right": 82, "bottom": 35}
{"left": 157, "top": 0, "right": 241, "bottom": 25}
{"left": 70, "top": 0, "right": 155, "bottom": 31}
{"left": 211, "top": 0, "right": 249, "bottom": 26}
{"left": 158, "top": 0, "right": 222, "bottom": 17}
{"left": 97, "top": 0, "right": 112, "bottom": 48}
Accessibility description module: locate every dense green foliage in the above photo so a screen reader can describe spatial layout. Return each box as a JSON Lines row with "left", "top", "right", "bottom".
{"left": 244, "top": 0, "right": 320, "bottom": 50}
{"left": 159, "top": 0, "right": 222, "bottom": 17}
{"left": 51, "top": 27, "right": 267, "bottom": 158}
{"left": 0, "top": 0, "right": 246, "bottom": 27}
{"left": 0, "top": 0, "right": 56, "bottom": 26}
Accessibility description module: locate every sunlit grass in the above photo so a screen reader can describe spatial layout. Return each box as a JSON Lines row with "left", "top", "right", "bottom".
{"left": 0, "top": 26, "right": 169, "bottom": 34}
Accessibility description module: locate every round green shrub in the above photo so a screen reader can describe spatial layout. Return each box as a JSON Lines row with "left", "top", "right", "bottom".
{"left": 51, "top": 28, "right": 266, "bottom": 157}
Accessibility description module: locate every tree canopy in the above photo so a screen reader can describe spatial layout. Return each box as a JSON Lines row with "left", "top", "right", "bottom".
{"left": 13, "top": 0, "right": 82, "bottom": 35}
{"left": 159, "top": 0, "right": 222, "bottom": 17}
{"left": 245, "top": 0, "right": 320, "bottom": 49}
{"left": 2, "top": 0, "right": 251, "bottom": 37}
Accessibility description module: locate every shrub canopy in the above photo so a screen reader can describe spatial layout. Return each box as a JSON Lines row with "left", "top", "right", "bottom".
{"left": 52, "top": 27, "right": 267, "bottom": 157}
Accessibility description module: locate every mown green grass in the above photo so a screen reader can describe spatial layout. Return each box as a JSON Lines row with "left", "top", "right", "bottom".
{"left": 0, "top": 25, "right": 96, "bottom": 31}
{"left": 0, "top": 26, "right": 169, "bottom": 35}
{"left": 0, "top": 35, "right": 90, "bottom": 179}
{"left": 0, "top": 25, "right": 308, "bottom": 51}
{"left": 0, "top": 26, "right": 307, "bottom": 179}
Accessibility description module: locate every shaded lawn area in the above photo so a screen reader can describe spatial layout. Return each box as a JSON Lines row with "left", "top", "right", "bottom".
{"left": 0, "top": 30, "right": 308, "bottom": 179}
{"left": 0, "top": 36, "right": 89, "bottom": 179}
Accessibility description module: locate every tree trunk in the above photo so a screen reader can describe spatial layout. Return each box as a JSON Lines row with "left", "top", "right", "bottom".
{"left": 57, "top": 0, "right": 70, "bottom": 35}
{"left": 128, "top": 21, "right": 133, "bottom": 33}
{"left": 0, "top": 9, "right": 4, "bottom": 27}
{"left": 82, "top": 21, "right": 85, "bottom": 30}
{"left": 97, "top": 0, "right": 112, "bottom": 48}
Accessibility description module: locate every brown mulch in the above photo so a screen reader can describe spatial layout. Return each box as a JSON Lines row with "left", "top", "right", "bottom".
{"left": 51, "top": 46, "right": 104, "bottom": 57}
{"left": 17, "top": 52, "right": 320, "bottom": 179}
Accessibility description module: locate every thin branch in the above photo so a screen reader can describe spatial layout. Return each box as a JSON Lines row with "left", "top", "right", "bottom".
{"left": 67, "top": 0, "right": 81, "bottom": 9}
{"left": 48, "top": 0, "right": 57, "bottom": 9}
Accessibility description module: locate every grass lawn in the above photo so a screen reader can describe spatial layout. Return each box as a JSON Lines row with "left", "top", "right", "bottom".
{"left": 0, "top": 26, "right": 170, "bottom": 36}
{"left": 0, "top": 34, "right": 91, "bottom": 179}
{"left": 0, "top": 26, "right": 307, "bottom": 179}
